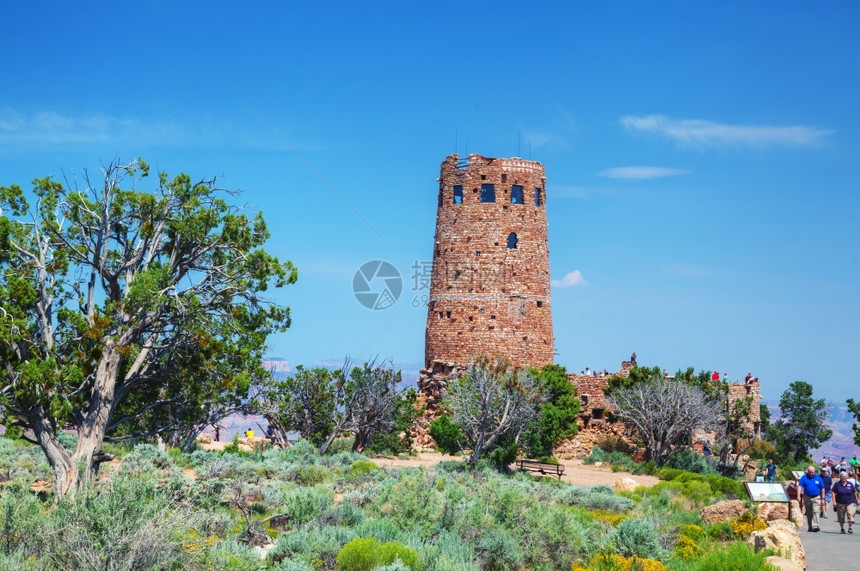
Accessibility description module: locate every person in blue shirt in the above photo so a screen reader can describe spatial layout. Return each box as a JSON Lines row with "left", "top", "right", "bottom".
{"left": 820, "top": 467, "right": 833, "bottom": 518}
{"left": 797, "top": 465, "right": 826, "bottom": 532}
{"left": 766, "top": 459, "right": 777, "bottom": 483}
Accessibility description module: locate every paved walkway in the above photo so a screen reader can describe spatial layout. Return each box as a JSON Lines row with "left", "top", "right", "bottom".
{"left": 798, "top": 506, "right": 860, "bottom": 569}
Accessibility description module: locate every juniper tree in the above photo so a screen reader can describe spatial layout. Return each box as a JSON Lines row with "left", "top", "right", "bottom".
{"left": 0, "top": 159, "right": 296, "bottom": 496}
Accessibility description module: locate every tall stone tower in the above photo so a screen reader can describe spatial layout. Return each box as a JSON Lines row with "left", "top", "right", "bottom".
{"left": 424, "top": 153, "right": 554, "bottom": 370}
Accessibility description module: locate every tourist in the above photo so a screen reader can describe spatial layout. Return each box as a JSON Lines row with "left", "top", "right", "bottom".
{"left": 851, "top": 455, "right": 859, "bottom": 477}
{"left": 214, "top": 427, "right": 220, "bottom": 442}
{"left": 766, "top": 459, "right": 777, "bottom": 483}
{"left": 630, "top": 352, "right": 636, "bottom": 363}
{"left": 711, "top": 371, "right": 720, "bottom": 382}
{"left": 820, "top": 467, "right": 833, "bottom": 518}
{"left": 831, "top": 471, "right": 859, "bottom": 534}
{"left": 266, "top": 425, "right": 277, "bottom": 445}
{"left": 245, "top": 427, "right": 254, "bottom": 439}
{"left": 797, "top": 465, "right": 826, "bottom": 532}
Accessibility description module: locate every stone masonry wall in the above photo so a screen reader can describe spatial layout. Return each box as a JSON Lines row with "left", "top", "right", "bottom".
{"left": 424, "top": 154, "right": 554, "bottom": 370}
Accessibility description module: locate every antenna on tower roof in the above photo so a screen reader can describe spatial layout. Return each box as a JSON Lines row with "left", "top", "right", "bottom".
{"left": 518, "top": 130, "right": 521, "bottom": 157}
{"left": 455, "top": 131, "right": 458, "bottom": 155}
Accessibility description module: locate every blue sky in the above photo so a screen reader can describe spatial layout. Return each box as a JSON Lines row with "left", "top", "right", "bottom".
{"left": 2, "top": 1, "right": 858, "bottom": 403}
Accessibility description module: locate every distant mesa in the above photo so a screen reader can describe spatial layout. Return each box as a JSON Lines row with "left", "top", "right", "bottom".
{"left": 263, "top": 358, "right": 291, "bottom": 374}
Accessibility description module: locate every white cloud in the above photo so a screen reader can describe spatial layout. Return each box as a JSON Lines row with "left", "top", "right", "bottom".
{"left": 552, "top": 270, "right": 586, "bottom": 288}
{"left": 620, "top": 114, "right": 834, "bottom": 148}
{"left": 0, "top": 108, "right": 184, "bottom": 147}
{"left": 598, "top": 166, "right": 687, "bottom": 180}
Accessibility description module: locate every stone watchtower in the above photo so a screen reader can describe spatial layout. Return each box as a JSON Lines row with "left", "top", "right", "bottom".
{"left": 424, "top": 154, "right": 554, "bottom": 370}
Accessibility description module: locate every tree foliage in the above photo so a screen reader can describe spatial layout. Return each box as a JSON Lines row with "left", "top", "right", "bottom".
{"left": 0, "top": 159, "right": 296, "bottom": 496}
{"left": 606, "top": 378, "right": 722, "bottom": 466}
{"left": 847, "top": 398, "right": 860, "bottom": 447}
{"left": 445, "top": 356, "right": 546, "bottom": 467}
{"left": 260, "top": 359, "right": 412, "bottom": 455}
{"left": 767, "top": 381, "right": 832, "bottom": 463}
{"left": 522, "top": 364, "right": 579, "bottom": 458}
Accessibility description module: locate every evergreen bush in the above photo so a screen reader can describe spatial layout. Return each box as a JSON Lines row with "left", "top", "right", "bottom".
{"left": 610, "top": 518, "right": 666, "bottom": 561}
{"left": 428, "top": 414, "right": 464, "bottom": 455}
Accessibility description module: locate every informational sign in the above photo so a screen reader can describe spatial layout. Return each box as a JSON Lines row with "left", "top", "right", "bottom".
{"left": 745, "top": 482, "right": 790, "bottom": 503}
{"left": 791, "top": 470, "right": 805, "bottom": 480}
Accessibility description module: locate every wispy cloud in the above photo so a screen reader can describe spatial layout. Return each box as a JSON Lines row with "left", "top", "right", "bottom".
{"left": 621, "top": 114, "right": 834, "bottom": 148}
{"left": 598, "top": 166, "right": 687, "bottom": 180}
{"left": 0, "top": 108, "right": 322, "bottom": 151}
{"left": 662, "top": 264, "right": 716, "bottom": 279}
{"left": 552, "top": 270, "right": 587, "bottom": 288}
{"left": 0, "top": 108, "right": 185, "bottom": 147}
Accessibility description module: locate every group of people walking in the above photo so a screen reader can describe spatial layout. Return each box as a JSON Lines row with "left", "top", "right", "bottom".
{"left": 797, "top": 462, "right": 860, "bottom": 535}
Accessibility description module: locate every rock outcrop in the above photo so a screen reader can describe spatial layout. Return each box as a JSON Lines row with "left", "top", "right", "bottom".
{"left": 748, "top": 519, "right": 805, "bottom": 569}
{"left": 756, "top": 502, "right": 789, "bottom": 522}
{"left": 700, "top": 499, "right": 746, "bottom": 523}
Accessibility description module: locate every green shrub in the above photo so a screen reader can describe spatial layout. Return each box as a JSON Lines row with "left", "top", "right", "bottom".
{"left": 708, "top": 522, "right": 735, "bottom": 541}
{"left": 0, "top": 488, "right": 46, "bottom": 557}
{"left": 40, "top": 477, "right": 190, "bottom": 570}
{"left": 318, "top": 502, "right": 366, "bottom": 528}
{"left": 680, "top": 480, "right": 713, "bottom": 505}
{"left": 283, "top": 486, "right": 334, "bottom": 527}
{"left": 120, "top": 443, "right": 172, "bottom": 474}
{"left": 349, "top": 460, "right": 380, "bottom": 476}
{"left": 428, "top": 414, "right": 464, "bottom": 455}
{"left": 296, "top": 464, "right": 333, "bottom": 486}
{"left": 199, "top": 540, "right": 261, "bottom": 570}
{"left": 704, "top": 474, "right": 745, "bottom": 498}
{"left": 520, "top": 503, "right": 603, "bottom": 568}
{"left": 665, "top": 449, "right": 715, "bottom": 474}
{"left": 632, "top": 460, "right": 658, "bottom": 475}
{"left": 554, "top": 485, "right": 634, "bottom": 512}
{"left": 680, "top": 541, "right": 772, "bottom": 570}
{"left": 270, "top": 525, "right": 356, "bottom": 568}
{"left": 474, "top": 529, "right": 523, "bottom": 570}
{"left": 610, "top": 518, "right": 666, "bottom": 561}
{"left": 336, "top": 537, "right": 421, "bottom": 571}
{"left": 273, "top": 560, "right": 314, "bottom": 571}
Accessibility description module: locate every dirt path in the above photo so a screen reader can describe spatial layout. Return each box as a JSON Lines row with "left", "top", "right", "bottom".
{"left": 372, "top": 452, "right": 660, "bottom": 488}
{"left": 195, "top": 441, "right": 659, "bottom": 488}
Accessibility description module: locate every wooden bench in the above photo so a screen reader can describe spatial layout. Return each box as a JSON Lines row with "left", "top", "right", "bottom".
{"left": 516, "top": 459, "right": 564, "bottom": 479}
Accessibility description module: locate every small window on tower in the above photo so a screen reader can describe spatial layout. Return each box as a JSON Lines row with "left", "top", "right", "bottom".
{"left": 534, "top": 188, "right": 543, "bottom": 206}
{"left": 507, "top": 233, "right": 518, "bottom": 249}
{"left": 453, "top": 185, "right": 463, "bottom": 204}
{"left": 511, "top": 185, "right": 524, "bottom": 204}
{"left": 480, "top": 184, "right": 495, "bottom": 203}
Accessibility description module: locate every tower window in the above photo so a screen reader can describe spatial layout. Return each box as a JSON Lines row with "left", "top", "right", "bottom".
{"left": 536, "top": 300, "right": 543, "bottom": 308}
{"left": 501, "top": 173, "right": 507, "bottom": 183}
{"left": 453, "top": 185, "right": 463, "bottom": 204}
{"left": 480, "top": 184, "right": 495, "bottom": 203}
{"left": 507, "top": 233, "right": 518, "bottom": 249}
{"left": 511, "top": 185, "right": 524, "bottom": 204}
{"left": 534, "top": 188, "right": 543, "bottom": 206}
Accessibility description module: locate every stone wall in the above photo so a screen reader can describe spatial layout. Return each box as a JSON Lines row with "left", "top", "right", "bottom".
{"left": 727, "top": 380, "right": 763, "bottom": 438}
{"left": 560, "top": 362, "right": 763, "bottom": 457}
{"left": 424, "top": 154, "right": 554, "bottom": 370}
